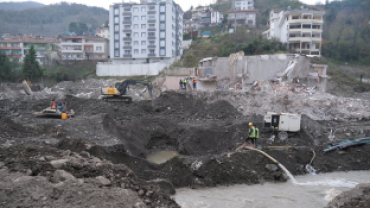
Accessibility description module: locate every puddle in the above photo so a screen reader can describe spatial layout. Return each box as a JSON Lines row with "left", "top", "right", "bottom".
{"left": 146, "top": 151, "right": 179, "bottom": 164}
{"left": 174, "top": 170, "right": 370, "bottom": 208}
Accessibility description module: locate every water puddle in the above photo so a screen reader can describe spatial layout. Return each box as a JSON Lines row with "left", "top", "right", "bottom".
{"left": 146, "top": 151, "right": 179, "bottom": 164}
{"left": 174, "top": 170, "right": 370, "bottom": 208}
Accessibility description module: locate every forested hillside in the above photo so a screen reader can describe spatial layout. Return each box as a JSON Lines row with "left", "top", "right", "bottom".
{"left": 0, "top": 2, "right": 108, "bottom": 37}
{"left": 0, "top": 1, "right": 44, "bottom": 11}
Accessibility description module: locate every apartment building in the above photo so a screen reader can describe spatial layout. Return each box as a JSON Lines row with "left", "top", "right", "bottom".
{"left": 0, "top": 35, "right": 59, "bottom": 65}
{"left": 109, "top": 0, "right": 183, "bottom": 63}
{"left": 96, "top": 27, "right": 110, "bottom": 39}
{"left": 228, "top": 9, "right": 258, "bottom": 27}
{"left": 232, "top": 0, "right": 255, "bottom": 10}
{"left": 262, "top": 7, "right": 325, "bottom": 55}
{"left": 60, "top": 36, "right": 109, "bottom": 61}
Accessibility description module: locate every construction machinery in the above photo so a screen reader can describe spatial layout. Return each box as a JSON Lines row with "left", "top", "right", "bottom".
{"left": 263, "top": 112, "right": 301, "bottom": 140}
{"left": 101, "top": 79, "right": 153, "bottom": 102}
{"left": 33, "top": 107, "right": 75, "bottom": 119}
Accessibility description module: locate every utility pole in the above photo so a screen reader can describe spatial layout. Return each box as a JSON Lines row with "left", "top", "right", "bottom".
{"left": 234, "top": 8, "right": 237, "bottom": 34}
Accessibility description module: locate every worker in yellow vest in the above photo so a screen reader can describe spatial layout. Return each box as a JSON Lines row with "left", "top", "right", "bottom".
{"left": 243, "top": 122, "right": 257, "bottom": 148}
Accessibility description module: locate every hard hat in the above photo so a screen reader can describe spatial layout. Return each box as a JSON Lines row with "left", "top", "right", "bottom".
{"left": 249, "top": 122, "right": 253, "bottom": 125}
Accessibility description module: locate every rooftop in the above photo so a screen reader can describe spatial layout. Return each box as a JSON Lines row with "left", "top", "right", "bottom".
{"left": 0, "top": 35, "right": 59, "bottom": 43}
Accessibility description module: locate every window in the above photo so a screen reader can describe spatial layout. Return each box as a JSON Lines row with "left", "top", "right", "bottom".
{"left": 141, "top": 7, "right": 146, "bottom": 12}
{"left": 141, "top": 41, "right": 146, "bottom": 45}
{"left": 124, "top": 8, "right": 130, "bottom": 12}
{"left": 2, "top": 43, "right": 7, "bottom": 47}
{"left": 114, "top": 42, "right": 119, "bottom": 48}
{"left": 160, "top": 40, "right": 165, "bottom": 47}
{"left": 114, "top": 33, "right": 119, "bottom": 40}
{"left": 124, "top": 50, "right": 131, "bottom": 54}
{"left": 12, "top": 43, "right": 19, "bottom": 47}
{"left": 148, "top": 32, "right": 155, "bottom": 37}
{"left": 141, "top": 32, "right": 146, "bottom": 37}
{"left": 248, "top": 14, "right": 254, "bottom": 18}
{"left": 160, "top": 5, "right": 165, "bottom": 12}
{"left": 160, "top": 31, "right": 165, "bottom": 38}
{"left": 134, "top": 41, "right": 139, "bottom": 45}
{"left": 235, "top": 2, "right": 241, "bottom": 5}
{"left": 114, "top": 25, "right": 119, "bottom": 32}
{"left": 125, "top": 33, "right": 131, "bottom": 38}
{"left": 172, "top": 41, "right": 174, "bottom": 46}
{"left": 124, "top": 42, "right": 131, "bottom": 46}
{"left": 114, "top": 8, "right": 119, "bottom": 15}
{"left": 212, "top": 13, "right": 215, "bottom": 17}
{"left": 114, "top": 17, "right": 119, "bottom": 23}
{"left": 134, "top": 49, "right": 139, "bottom": 54}
{"left": 133, "top": 24, "right": 139, "bottom": 29}
{"left": 149, "top": 49, "right": 154, "bottom": 54}
{"left": 149, "top": 24, "right": 155, "bottom": 28}
{"left": 114, "top": 49, "right": 119, "bottom": 57}
{"left": 149, "top": 41, "right": 155, "bottom": 45}
{"left": 141, "top": 24, "right": 146, "bottom": 29}
{"left": 124, "top": 17, "right": 131, "bottom": 21}
{"left": 141, "top": 49, "right": 146, "bottom": 54}
{"left": 160, "top": 48, "right": 165, "bottom": 56}
{"left": 141, "top": 16, "right": 146, "bottom": 20}
{"left": 160, "top": 14, "right": 165, "bottom": 21}
{"left": 243, "top": 2, "right": 246, "bottom": 5}
{"left": 124, "top": 25, "right": 130, "bottom": 29}
{"left": 96, "top": 46, "right": 102, "bottom": 51}
{"left": 148, "top": 15, "right": 155, "bottom": 20}
{"left": 133, "top": 16, "right": 139, "bottom": 21}
{"left": 248, "top": 20, "right": 253, "bottom": 25}
{"left": 133, "top": 7, "right": 139, "bottom": 12}
{"left": 160, "top": 23, "right": 165, "bottom": 30}
{"left": 149, "top": 6, "right": 155, "bottom": 10}
{"left": 172, "top": 50, "right": 174, "bottom": 55}
{"left": 134, "top": 32, "right": 139, "bottom": 37}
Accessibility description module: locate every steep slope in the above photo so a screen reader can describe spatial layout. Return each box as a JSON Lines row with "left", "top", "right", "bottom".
{"left": 0, "top": 2, "right": 108, "bottom": 37}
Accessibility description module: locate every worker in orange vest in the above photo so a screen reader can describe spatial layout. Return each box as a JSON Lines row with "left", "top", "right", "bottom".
{"left": 50, "top": 99, "right": 56, "bottom": 109}
{"left": 192, "top": 78, "right": 197, "bottom": 89}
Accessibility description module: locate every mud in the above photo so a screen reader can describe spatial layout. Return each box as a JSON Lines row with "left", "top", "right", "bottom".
{"left": 1, "top": 82, "right": 370, "bottom": 207}
{"left": 326, "top": 183, "right": 370, "bottom": 208}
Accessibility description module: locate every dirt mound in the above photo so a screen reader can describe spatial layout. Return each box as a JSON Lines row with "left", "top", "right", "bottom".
{"left": 326, "top": 183, "right": 370, "bottom": 208}
{"left": 0, "top": 144, "right": 179, "bottom": 208}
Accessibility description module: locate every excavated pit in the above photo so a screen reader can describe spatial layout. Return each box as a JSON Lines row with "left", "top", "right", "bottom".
{"left": 1, "top": 90, "right": 370, "bottom": 207}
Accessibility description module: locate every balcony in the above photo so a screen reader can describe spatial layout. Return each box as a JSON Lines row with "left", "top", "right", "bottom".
{"left": 123, "top": 29, "right": 132, "bottom": 32}
{"left": 148, "top": 53, "right": 156, "bottom": 57}
{"left": 61, "top": 42, "right": 83, "bottom": 45}
{"left": 123, "top": 37, "right": 132, "bottom": 41}
{"left": 123, "top": 45, "right": 132, "bottom": 49}
{"left": 148, "top": 19, "right": 156, "bottom": 23}
{"left": 148, "top": 27, "right": 156, "bottom": 31}
{"left": 84, "top": 50, "right": 95, "bottom": 54}
{"left": 148, "top": 45, "right": 156, "bottom": 48}
{"left": 289, "top": 28, "right": 323, "bottom": 33}
{"left": 123, "top": 20, "right": 132, "bottom": 24}
{"left": 148, "top": 11, "right": 156, "bottom": 14}
{"left": 123, "top": 54, "right": 132, "bottom": 57}
{"left": 289, "top": 19, "right": 323, "bottom": 24}
{"left": 148, "top": 36, "right": 156, "bottom": 40}
{"left": 122, "top": 12, "right": 131, "bottom": 15}
{"left": 62, "top": 49, "right": 83, "bottom": 53}
{"left": 288, "top": 37, "right": 322, "bottom": 42}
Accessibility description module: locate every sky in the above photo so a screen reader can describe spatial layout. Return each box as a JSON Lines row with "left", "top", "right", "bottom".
{"left": 1, "top": 0, "right": 329, "bottom": 11}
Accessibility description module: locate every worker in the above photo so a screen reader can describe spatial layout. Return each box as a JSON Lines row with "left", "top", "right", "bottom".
{"left": 183, "top": 78, "right": 187, "bottom": 90}
{"left": 50, "top": 99, "right": 56, "bottom": 109}
{"left": 192, "top": 78, "right": 197, "bottom": 89}
{"left": 57, "top": 100, "right": 66, "bottom": 113}
{"left": 254, "top": 124, "right": 259, "bottom": 147}
{"left": 243, "top": 122, "right": 256, "bottom": 148}
{"left": 179, "top": 79, "right": 183, "bottom": 90}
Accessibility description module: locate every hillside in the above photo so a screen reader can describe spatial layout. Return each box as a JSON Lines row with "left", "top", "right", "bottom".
{"left": 0, "top": 2, "right": 108, "bottom": 37}
{"left": 0, "top": 1, "right": 45, "bottom": 11}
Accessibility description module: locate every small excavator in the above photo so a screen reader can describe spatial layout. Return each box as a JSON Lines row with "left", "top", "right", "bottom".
{"left": 101, "top": 79, "right": 153, "bottom": 102}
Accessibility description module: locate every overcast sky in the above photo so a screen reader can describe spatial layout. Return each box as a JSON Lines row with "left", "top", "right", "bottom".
{"left": 1, "top": 0, "right": 330, "bottom": 11}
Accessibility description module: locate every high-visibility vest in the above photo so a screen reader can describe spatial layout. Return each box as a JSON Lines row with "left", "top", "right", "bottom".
{"left": 249, "top": 126, "right": 256, "bottom": 138}
{"left": 255, "top": 127, "right": 260, "bottom": 139}
{"left": 193, "top": 79, "right": 197, "bottom": 84}
{"left": 184, "top": 79, "right": 187, "bottom": 83}
{"left": 51, "top": 101, "right": 56, "bottom": 109}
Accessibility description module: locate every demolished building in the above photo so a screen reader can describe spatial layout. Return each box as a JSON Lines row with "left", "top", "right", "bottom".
{"left": 196, "top": 53, "right": 328, "bottom": 94}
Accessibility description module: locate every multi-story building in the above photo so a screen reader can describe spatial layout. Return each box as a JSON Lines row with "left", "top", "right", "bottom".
{"left": 96, "top": 27, "right": 110, "bottom": 38}
{"left": 262, "top": 7, "right": 325, "bottom": 55}
{"left": 60, "top": 36, "right": 109, "bottom": 61}
{"left": 0, "top": 35, "right": 59, "bottom": 65}
{"left": 109, "top": 0, "right": 183, "bottom": 63}
{"left": 232, "top": 0, "right": 255, "bottom": 10}
{"left": 228, "top": 9, "right": 258, "bottom": 27}
{"left": 211, "top": 11, "right": 223, "bottom": 25}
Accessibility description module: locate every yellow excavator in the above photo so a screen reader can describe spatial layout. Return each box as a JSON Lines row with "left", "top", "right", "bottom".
{"left": 101, "top": 79, "right": 153, "bottom": 102}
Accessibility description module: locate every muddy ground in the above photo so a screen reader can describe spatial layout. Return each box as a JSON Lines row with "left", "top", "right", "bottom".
{"left": 1, "top": 89, "right": 370, "bottom": 207}
{"left": 326, "top": 183, "right": 370, "bottom": 208}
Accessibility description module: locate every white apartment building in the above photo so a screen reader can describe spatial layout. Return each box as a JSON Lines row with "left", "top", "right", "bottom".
{"left": 262, "top": 8, "right": 325, "bottom": 55}
{"left": 232, "top": 0, "right": 254, "bottom": 11}
{"left": 96, "top": 27, "right": 110, "bottom": 38}
{"left": 109, "top": 0, "right": 183, "bottom": 63}
{"left": 60, "top": 36, "right": 109, "bottom": 61}
{"left": 228, "top": 9, "right": 258, "bottom": 27}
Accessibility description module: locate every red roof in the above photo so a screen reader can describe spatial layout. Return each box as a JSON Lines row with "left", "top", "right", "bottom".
{"left": 0, "top": 47, "right": 22, "bottom": 50}
{"left": 0, "top": 35, "right": 59, "bottom": 43}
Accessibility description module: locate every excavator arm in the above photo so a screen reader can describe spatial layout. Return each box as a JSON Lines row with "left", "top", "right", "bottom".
{"left": 101, "top": 79, "right": 153, "bottom": 102}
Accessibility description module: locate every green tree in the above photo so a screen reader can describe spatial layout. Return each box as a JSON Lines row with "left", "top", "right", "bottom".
{"left": 69, "top": 22, "right": 78, "bottom": 34}
{"left": 22, "top": 44, "right": 44, "bottom": 80}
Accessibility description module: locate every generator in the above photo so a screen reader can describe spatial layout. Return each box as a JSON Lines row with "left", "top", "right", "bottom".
{"left": 263, "top": 112, "right": 301, "bottom": 139}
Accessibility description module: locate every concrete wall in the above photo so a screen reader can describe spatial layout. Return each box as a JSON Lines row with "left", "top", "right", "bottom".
{"left": 165, "top": 67, "right": 194, "bottom": 76}
{"left": 96, "top": 62, "right": 167, "bottom": 76}
{"left": 182, "top": 40, "right": 192, "bottom": 49}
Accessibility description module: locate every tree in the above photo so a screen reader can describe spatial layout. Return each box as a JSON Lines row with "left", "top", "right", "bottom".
{"left": 69, "top": 22, "right": 78, "bottom": 34}
{"left": 22, "top": 44, "right": 44, "bottom": 80}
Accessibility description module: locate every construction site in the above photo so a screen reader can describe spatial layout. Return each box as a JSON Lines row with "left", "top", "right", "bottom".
{"left": 1, "top": 54, "right": 370, "bottom": 208}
